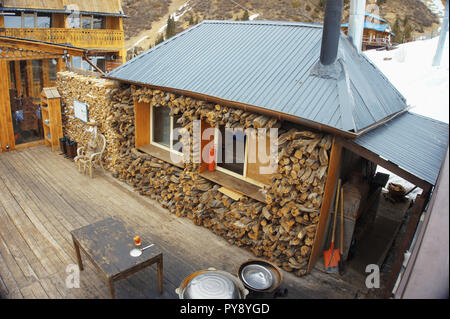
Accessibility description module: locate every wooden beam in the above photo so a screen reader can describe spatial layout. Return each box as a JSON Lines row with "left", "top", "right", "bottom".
{"left": 0, "top": 55, "right": 62, "bottom": 62}
{"left": 0, "top": 60, "right": 15, "bottom": 152}
{"left": 26, "top": 60, "right": 33, "bottom": 97}
{"left": 337, "top": 136, "right": 432, "bottom": 192}
{"left": 82, "top": 54, "right": 106, "bottom": 76}
{"left": 307, "top": 137, "right": 342, "bottom": 273}
{"left": 0, "top": 39, "right": 85, "bottom": 56}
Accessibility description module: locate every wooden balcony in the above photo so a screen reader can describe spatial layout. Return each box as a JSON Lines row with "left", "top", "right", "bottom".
{"left": 2, "top": 28, "right": 124, "bottom": 50}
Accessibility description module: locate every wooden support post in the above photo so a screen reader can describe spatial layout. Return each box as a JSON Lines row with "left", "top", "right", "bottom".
{"left": 26, "top": 60, "right": 33, "bottom": 97}
{"left": 57, "top": 57, "right": 65, "bottom": 72}
{"left": 307, "top": 137, "right": 342, "bottom": 273}
{"left": 0, "top": 61, "right": 15, "bottom": 152}
{"left": 14, "top": 61, "right": 22, "bottom": 97}
{"left": 42, "top": 59, "right": 50, "bottom": 88}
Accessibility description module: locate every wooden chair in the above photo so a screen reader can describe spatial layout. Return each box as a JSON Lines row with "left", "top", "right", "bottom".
{"left": 74, "top": 123, "right": 106, "bottom": 178}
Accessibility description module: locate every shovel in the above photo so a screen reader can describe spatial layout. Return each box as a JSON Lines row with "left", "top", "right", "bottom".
{"left": 324, "top": 179, "right": 341, "bottom": 273}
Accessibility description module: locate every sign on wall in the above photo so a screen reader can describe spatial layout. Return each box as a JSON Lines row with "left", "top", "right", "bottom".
{"left": 74, "top": 100, "right": 89, "bottom": 123}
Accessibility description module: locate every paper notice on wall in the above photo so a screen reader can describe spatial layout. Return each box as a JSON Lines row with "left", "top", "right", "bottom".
{"left": 74, "top": 100, "right": 89, "bottom": 123}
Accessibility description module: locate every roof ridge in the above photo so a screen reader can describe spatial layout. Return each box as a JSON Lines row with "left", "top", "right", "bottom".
{"left": 202, "top": 19, "right": 323, "bottom": 28}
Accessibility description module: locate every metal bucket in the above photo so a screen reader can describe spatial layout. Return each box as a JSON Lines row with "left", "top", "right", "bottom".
{"left": 237, "top": 259, "right": 283, "bottom": 293}
{"left": 176, "top": 268, "right": 249, "bottom": 299}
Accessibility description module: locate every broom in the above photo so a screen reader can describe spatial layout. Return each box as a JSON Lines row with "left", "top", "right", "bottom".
{"left": 324, "top": 179, "right": 341, "bottom": 273}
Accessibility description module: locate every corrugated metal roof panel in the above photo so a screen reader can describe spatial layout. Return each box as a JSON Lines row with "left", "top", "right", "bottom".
{"left": 108, "top": 20, "right": 408, "bottom": 133}
{"left": 355, "top": 112, "right": 449, "bottom": 185}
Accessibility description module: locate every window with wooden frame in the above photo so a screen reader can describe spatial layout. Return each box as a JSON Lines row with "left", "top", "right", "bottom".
{"left": 212, "top": 125, "right": 274, "bottom": 187}
{"left": 150, "top": 105, "right": 183, "bottom": 155}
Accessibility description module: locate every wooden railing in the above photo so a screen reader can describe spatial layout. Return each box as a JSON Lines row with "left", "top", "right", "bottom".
{"left": 2, "top": 28, "right": 124, "bottom": 49}
{"left": 362, "top": 36, "right": 391, "bottom": 47}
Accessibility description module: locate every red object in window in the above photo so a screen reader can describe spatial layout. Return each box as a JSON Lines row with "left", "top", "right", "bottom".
{"left": 208, "top": 148, "right": 216, "bottom": 172}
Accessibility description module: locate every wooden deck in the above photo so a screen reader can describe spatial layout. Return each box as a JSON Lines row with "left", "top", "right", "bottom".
{"left": 0, "top": 146, "right": 370, "bottom": 299}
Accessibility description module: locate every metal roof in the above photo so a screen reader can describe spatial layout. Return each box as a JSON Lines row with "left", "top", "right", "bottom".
{"left": 365, "top": 12, "right": 388, "bottom": 23}
{"left": 355, "top": 112, "right": 449, "bottom": 185}
{"left": 342, "top": 21, "right": 393, "bottom": 34}
{"left": 107, "top": 20, "right": 408, "bottom": 133}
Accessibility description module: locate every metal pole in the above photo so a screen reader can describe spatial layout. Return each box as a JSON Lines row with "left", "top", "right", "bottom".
{"left": 433, "top": 1, "right": 449, "bottom": 67}
{"left": 348, "top": 0, "right": 366, "bottom": 53}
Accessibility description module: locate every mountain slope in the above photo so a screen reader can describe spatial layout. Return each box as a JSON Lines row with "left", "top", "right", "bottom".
{"left": 122, "top": 0, "right": 441, "bottom": 53}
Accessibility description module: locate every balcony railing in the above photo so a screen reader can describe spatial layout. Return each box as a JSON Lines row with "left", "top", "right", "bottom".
{"left": 362, "top": 36, "right": 391, "bottom": 47}
{"left": 2, "top": 28, "right": 124, "bottom": 49}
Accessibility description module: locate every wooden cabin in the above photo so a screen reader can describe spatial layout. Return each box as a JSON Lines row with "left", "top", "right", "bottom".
{"left": 341, "top": 12, "right": 394, "bottom": 50}
{"left": 0, "top": 0, "right": 126, "bottom": 70}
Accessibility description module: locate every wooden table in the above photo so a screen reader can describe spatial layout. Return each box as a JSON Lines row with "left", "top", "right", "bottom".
{"left": 70, "top": 217, "right": 163, "bottom": 299}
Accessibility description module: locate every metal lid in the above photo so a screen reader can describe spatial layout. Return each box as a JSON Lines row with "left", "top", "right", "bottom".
{"left": 240, "top": 264, "right": 274, "bottom": 290}
{"left": 183, "top": 272, "right": 240, "bottom": 299}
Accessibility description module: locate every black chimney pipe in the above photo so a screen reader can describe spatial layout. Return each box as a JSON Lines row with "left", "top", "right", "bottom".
{"left": 320, "top": 0, "right": 344, "bottom": 65}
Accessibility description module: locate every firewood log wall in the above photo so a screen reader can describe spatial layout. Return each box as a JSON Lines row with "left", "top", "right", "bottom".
{"left": 57, "top": 72, "right": 332, "bottom": 276}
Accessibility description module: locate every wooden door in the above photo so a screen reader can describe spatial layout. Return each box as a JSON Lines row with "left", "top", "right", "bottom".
{"left": 0, "top": 61, "right": 15, "bottom": 152}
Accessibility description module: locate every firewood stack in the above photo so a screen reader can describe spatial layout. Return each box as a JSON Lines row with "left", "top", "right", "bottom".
{"left": 57, "top": 73, "right": 331, "bottom": 276}
{"left": 57, "top": 71, "right": 126, "bottom": 170}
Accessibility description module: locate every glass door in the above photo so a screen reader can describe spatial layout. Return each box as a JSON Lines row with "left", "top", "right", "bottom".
{"left": 9, "top": 60, "right": 44, "bottom": 146}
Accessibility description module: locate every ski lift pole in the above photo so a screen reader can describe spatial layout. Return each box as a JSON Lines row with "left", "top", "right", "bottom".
{"left": 433, "top": 1, "right": 449, "bottom": 67}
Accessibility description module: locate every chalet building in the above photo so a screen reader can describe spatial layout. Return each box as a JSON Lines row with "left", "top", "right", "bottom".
{"left": 0, "top": 0, "right": 126, "bottom": 70}
{"left": 0, "top": 0, "right": 125, "bottom": 151}
{"left": 342, "top": 12, "right": 394, "bottom": 50}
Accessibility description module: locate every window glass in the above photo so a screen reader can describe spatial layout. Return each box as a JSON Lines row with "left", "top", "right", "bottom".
{"left": 152, "top": 107, "right": 171, "bottom": 147}
{"left": 68, "top": 14, "right": 80, "bottom": 28}
{"left": 217, "top": 126, "right": 245, "bottom": 175}
{"left": 24, "top": 14, "right": 35, "bottom": 28}
{"left": 72, "top": 56, "right": 82, "bottom": 69}
{"left": 49, "top": 59, "right": 58, "bottom": 82}
{"left": 96, "top": 58, "right": 106, "bottom": 72}
{"left": 4, "top": 15, "right": 22, "bottom": 28}
{"left": 32, "top": 60, "right": 42, "bottom": 82}
{"left": 81, "top": 16, "right": 92, "bottom": 29}
{"left": 37, "top": 14, "right": 51, "bottom": 28}
{"left": 93, "top": 16, "right": 105, "bottom": 29}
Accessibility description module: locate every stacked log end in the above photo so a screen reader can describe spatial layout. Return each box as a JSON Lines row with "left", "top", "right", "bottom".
{"left": 57, "top": 73, "right": 332, "bottom": 276}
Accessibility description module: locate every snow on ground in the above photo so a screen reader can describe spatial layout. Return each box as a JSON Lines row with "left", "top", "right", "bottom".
{"left": 158, "top": 1, "right": 192, "bottom": 34}
{"left": 365, "top": 36, "right": 449, "bottom": 124}
{"left": 364, "top": 35, "right": 449, "bottom": 198}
